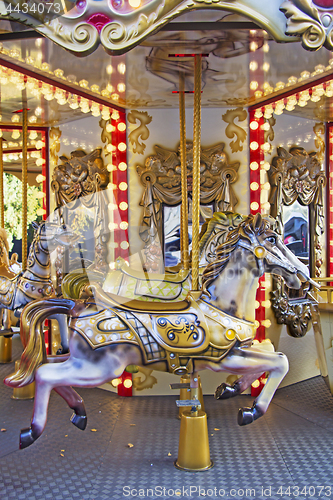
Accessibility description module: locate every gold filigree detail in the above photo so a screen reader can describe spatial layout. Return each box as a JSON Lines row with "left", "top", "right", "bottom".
{"left": 280, "top": 0, "right": 331, "bottom": 51}
{"left": 313, "top": 122, "right": 325, "bottom": 163}
{"left": 99, "top": 118, "right": 112, "bottom": 158}
{"left": 49, "top": 127, "right": 62, "bottom": 170}
{"left": 264, "top": 117, "right": 276, "bottom": 154}
{"left": 222, "top": 108, "right": 247, "bottom": 153}
{"left": 133, "top": 367, "right": 158, "bottom": 391}
{"left": 128, "top": 110, "right": 152, "bottom": 155}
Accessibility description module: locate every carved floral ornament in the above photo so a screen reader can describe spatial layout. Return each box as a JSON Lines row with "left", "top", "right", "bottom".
{"left": 0, "top": 0, "right": 328, "bottom": 56}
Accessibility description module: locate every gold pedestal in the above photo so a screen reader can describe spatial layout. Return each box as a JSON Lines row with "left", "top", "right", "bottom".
{"left": 11, "top": 361, "right": 35, "bottom": 400}
{"left": 175, "top": 409, "right": 213, "bottom": 471}
{"left": 178, "top": 374, "right": 205, "bottom": 418}
{"left": 0, "top": 335, "right": 12, "bottom": 363}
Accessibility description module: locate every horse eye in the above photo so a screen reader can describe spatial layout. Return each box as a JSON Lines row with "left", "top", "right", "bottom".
{"left": 266, "top": 236, "right": 276, "bottom": 244}
{"left": 62, "top": 224, "right": 66, "bottom": 230}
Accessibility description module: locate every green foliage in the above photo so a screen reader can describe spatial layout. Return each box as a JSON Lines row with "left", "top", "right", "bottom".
{"left": 3, "top": 173, "right": 42, "bottom": 250}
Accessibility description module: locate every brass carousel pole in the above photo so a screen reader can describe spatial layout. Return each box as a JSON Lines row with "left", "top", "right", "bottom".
{"left": 176, "top": 54, "right": 212, "bottom": 472}
{"left": 191, "top": 54, "right": 202, "bottom": 292}
{"left": 22, "top": 108, "right": 28, "bottom": 271}
{"left": 0, "top": 137, "right": 4, "bottom": 229}
{"left": 179, "top": 72, "right": 189, "bottom": 270}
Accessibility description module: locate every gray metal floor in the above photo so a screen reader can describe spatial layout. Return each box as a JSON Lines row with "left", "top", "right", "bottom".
{"left": 1, "top": 336, "right": 333, "bottom": 500}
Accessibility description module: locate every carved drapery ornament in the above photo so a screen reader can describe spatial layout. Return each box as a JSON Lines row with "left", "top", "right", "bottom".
{"left": 51, "top": 148, "right": 110, "bottom": 272}
{"left": 222, "top": 108, "right": 247, "bottom": 153}
{"left": 268, "top": 146, "right": 326, "bottom": 338}
{"left": 137, "top": 142, "right": 239, "bottom": 272}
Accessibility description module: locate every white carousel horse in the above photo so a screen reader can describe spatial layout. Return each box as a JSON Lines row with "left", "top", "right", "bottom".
{"left": 5, "top": 214, "right": 313, "bottom": 449}
{"left": 0, "top": 227, "right": 21, "bottom": 332}
{"left": 0, "top": 220, "right": 76, "bottom": 352}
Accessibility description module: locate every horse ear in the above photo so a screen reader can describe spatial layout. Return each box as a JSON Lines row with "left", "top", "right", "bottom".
{"left": 253, "top": 213, "right": 262, "bottom": 230}
{"left": 31, "top": 221, "right": 39, "bottom": 230}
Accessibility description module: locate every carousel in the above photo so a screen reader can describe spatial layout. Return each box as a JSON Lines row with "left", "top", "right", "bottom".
{"left": 0, "top": 0, "right": 333, "bottom": 497}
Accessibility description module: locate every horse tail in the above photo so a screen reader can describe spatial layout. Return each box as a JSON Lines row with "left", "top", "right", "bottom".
{"left": 4, "top": 298, "right": 75, "bottom": 388}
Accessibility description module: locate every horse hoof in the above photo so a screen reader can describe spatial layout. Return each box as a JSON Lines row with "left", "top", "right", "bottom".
{"left": 20, "top": 427, "right": 38, "bottom": 449}
{"left": 56, "top": 348, "right": 69, "bottom": 355}
{"left": 215, "top": 382, "right": 239, "bottom": 400}
{"left": 70, "top": 413, "right": 87, "bottom": 431}
{"left": 237, "top": 404, "right": 264, "bottom": 426}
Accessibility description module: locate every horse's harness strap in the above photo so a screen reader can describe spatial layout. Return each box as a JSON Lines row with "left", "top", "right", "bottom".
{"left": 238, "top": 240, "right": 296, "bottom": 274}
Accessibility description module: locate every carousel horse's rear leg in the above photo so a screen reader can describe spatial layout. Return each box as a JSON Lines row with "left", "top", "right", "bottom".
{"left": 54, "top": 386, "right": 87, "bottom": 430}
{"left": 218, "top": 347, "right": 289, "bottom": 426}
{"left": 49, "top": 314, "right": 69, "bottom": 354}
{"left": 20, "top": 351, "right": 130, "bottom": 449}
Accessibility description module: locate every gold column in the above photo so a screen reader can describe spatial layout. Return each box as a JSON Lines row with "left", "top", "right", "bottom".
{"left": 179, "top": 72, "right": 189, "bottom": 270}
{"left": 0, "top": 137, "right": 4, "bottom": 228}
{"left": 191, "top": 55, "right": 202, "bottom": 291}
{"left": 22, "top": 108, "right": 28, "bottom": 271}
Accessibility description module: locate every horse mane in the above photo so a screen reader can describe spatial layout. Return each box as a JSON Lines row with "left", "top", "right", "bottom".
{"left": 201, "top": 213, "right": 270, "bottom": 294}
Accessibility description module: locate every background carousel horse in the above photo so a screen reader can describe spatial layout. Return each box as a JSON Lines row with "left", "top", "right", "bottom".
{"left": 5, "top": 214, "right": 314, "bottom": 449}
{"left": 0, "top": 227, "right": 21, "bottom": 333}
{"left": 62, "top": 211, "right": 247, "bottom": 302}
{"left": 0, "top": 220, "right": 76, "bottom": 352}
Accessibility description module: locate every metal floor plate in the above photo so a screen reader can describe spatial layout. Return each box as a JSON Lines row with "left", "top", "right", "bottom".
{"left": 1, "top": 336, "right": 333, "bottom": 500}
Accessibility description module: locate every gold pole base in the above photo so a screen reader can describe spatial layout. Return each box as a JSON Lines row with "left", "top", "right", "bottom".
{"left": 0, "top": 335, "right": 12, "bottom": 363}
{"left": 179, "top": 374, "right": 205, "bottom": 418}
{"left": 11, "top": 360, "right": 35, "bottom": 400}
{"left": 175, "top": 410, "right": 213, "bottom": 471}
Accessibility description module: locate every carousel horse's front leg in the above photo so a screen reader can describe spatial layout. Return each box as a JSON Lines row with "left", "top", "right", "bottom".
{"left": 215, "top": 371, "right": 263, "bottom": 400}
{"left": 219, "top": 346, "right": 289, "bottom": 426}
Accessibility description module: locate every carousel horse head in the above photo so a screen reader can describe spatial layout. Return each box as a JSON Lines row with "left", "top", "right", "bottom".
{"left": 202, "top": 213, "right": 311, "bottom": 296}
{"left": 31, "top": 220, "right": 78, "bottom": 253}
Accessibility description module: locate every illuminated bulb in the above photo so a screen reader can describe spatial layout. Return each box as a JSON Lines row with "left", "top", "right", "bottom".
{"left": 254, "top": 109, "right": 263, "bottom": 119}
{"left": 250, "top": 141, "right": 259, "bottom": 150}
{"left": 250, "top": 81, "right": 258, "bottom": 91}
{"left": 262, "top": 201, "right": 271, "bottom": 210}
{"left": 119, "top": 202, "right": 128, "bottom": 210}
{"left": 107, "top": 182, "right": 117, "bottom": 190}
{"left": 119, "top": 162, "right": 127, "bottom": 171}
{"left": 299, "top": 71, "right": 310, "bottom": 80}
{"left": 254, "top": 90, "right": 263, "bottom": 98}
{"left": 275, "top": 81, "right": 285, "bottom": 91}
{"left": 119, "top": 182, "right": 128, "bottom": 191}
{"left": 120, "top": 221, "right": 128, "bottom": 230}
{"left": 250, "top": 121, "right": 259, "bottom": 131}
{"left": 250, "top": 162, "right": 259, "bottom": 171}
{"left": 117, "top": 83, "right": 126, "bottom": 93}
{"left": 250, "top": 182, "right": 259, "bottom": 191}
{"left": 261, "top": 182, "right": 271, "bottom": 190}
{"left": 35, "top": 107, "right": 42, "bottom": 117}
{"left": 106, "top": 124, "right": 115, "bottom": 133}
{"left": 106, "top": 65, "right": 113, "bottom": 75}
{"left": 36, "top": 158, "right": 45, "bottom": 166}
{"left": 251, "top": 380, "right": 260, "bottom": 388}
{"left": 35, "top": 140, "right": 45, "bottom": 149}
{"left": 263, "top": 42, "right": 269, "bottom": 53}
{"left": 261, "top": 142, "right": 271, "bottom": 152}
{"left": 118, "top": 142, "right": 126, "bottom": 152}
{"left": 111, "top": 111, "right": 120, "bottom": 120}
{"left": 106, "top": 144, "right": 115, "bottom": 152}
{"left": 111, "top": 93, "right": 119, "bottom": 102}
{"left": 250, "top": 41, "right": 258, "bottom": 52}
{"left": 262, "top": 300, "right": 271, "bottom": 308}
{"left": 249, "top": 61, "right": 258, "bottom": 71}
{"left": 118, "top": 63, "right": 126, "bottom": 75}
{"left": 108, "top": 222, "right": 118, "bottom": 230}
{"left": 54, "top": 69, "right": 64, "bottom": 78}
{"left": 101, "top": 107, "right": 110, "bottom": 120}
{"left": 120, "top": 241, "right": 129, "bottom": 249}
{"left": 29, "top": 115, "right": 37, "bottom": 124}
{"left": 91, "top": 103, "right": 101, "bottom": 117}
{"left": 107, "top": 164, "right": 116, "bottom": 172}
{"left": 123, "top": 379, "right": 132, "bottom": 389}
{"left": 36, "top": 208, "right": 46, "bottom": 216}
{"left": 68, "top": 94, "right": 79, "bottom": 109}
{"left": 255, "top": 300, "right": 260, "bottom": 309}
{"left": 262, "top": 62, "right": 270, "bottom": 72}
{"left": 36, "top": 191, "right": 46, "bottom": 199}
{"left": 261, "top": 122, "right": 270, "bottom": 131}
{"left": 36, "top": 174, "right": 46, "bottom": 183}
{"left": 118, "top": 122, "right": 126, "bottom": 132}
{"left": 79, "top": 79, "right": 89, "bottom": 88}
{"left": 90, "top": 84, "right": 100, "bottom": 93}
{"left": 261, "top": 319, "right": 271, "bottom": 328}
{"left": 250, "top": 202, "right": 259, "bottom": 211}
{"left": 11, "top": 114, "right": 20, "bottom": 123}
{"left": 111, "top": 378, "right": 121, "bottom": 387}
{"left": 106, "top": 84, "right": 114, "bottom": 93}
{"left": 262, "top": 161, "right": 270, "bottom": 171}
{"left": 108, "top": 203, "right": 118, "bottom": 210}
{"left": 287, "top": 76, "right": 298, "bottom": 86}
{"left": 11, "top": 130, "right": 20, "bottom": 140}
